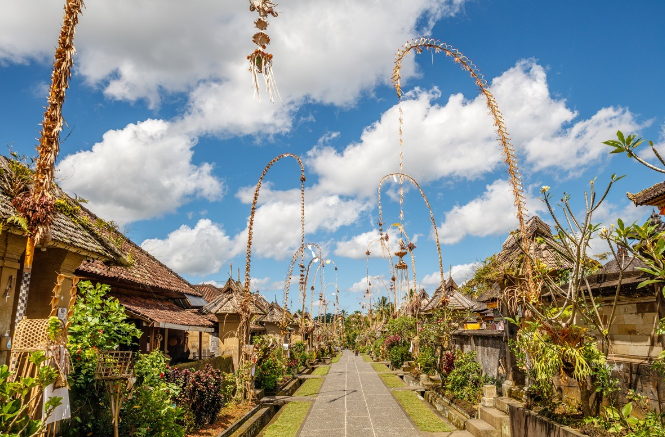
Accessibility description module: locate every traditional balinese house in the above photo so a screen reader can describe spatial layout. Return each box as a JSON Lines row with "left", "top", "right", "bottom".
{"left": 200, "top": 278, "right": 266, "bottom": 363}
{"left": 400, "top": 289, "right": 430, "bottom": 317}
{"left": 256, "top": 301, "right": 291, "bottom": 340}
{"left": 74, "top": 209, "right": 216, "bottom": 363}
{"left": 0, "top": 156, "right": 120, "bottom": 365}
{"left": 627, "top": 181, "right": 665, "bottom": 214}
{"left": 423, "top": 277, "right": 478, "bottom": 315}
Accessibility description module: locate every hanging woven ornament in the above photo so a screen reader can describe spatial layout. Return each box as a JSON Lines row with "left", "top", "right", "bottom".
{"left": 248, "top": 0, "right": 280, "bottom": 102}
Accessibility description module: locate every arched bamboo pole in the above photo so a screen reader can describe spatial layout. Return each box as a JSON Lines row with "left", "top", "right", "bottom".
{"left": 392, "top": 38, "right": 533, "bottom": 301}
{"left": 377, "top": 172, "right": 444, "bottom": 296}
{"left": 281, "top": 242, "right": 323, "bottom": 332}
{"left": 239, "top": 153, "right": 305, "bottom": 400}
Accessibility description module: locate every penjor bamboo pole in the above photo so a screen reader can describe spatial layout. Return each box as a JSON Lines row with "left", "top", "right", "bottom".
{"left": 14, "top": 0, "right": 84, "bottom": 327}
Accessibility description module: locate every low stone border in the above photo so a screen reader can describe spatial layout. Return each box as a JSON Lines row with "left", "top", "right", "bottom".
{"left": 217, "top": 404, "right": 266, "bottom": 437}
{"left": 423, "top": 390, "right": 475, "bottom": 430}
{"left": 508, "top": 404, "right": 588, "bottom": 437}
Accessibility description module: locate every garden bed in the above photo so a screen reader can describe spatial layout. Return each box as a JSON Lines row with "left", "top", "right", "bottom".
{"left": 508, "top": 403, "right": 588, "bottom": 437}
{"left": 186, "top": 402, "right": 256, "bottom": 437}
{"left": 424, "top": 390, "right": 475, "bottom": 430}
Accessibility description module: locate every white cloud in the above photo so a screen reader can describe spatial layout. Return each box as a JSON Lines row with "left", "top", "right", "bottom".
{"left": 308, "top": 60, "right": 644, "bottom": 201}
{"left": 0, "top": 0, "right": 465, "bottom": 107}
{"left": 419, "top": 262, "right": 480, "bottom": 290}
{"left": 334, "top": 228, "right": 400, "bottom": 259}
{"left": 437, "top": 179, "right": 544, "bottom": 245}
{"left": 141, "top": 219, "right": 236, "bottom": 276}
{"left": 233, "top": 187, "right": 371, "bottom": 260}
{"left": 57, "top": 119, "right": 223, "bottom": 224}
{"left": 250, "top": 277, "right": 272, "bottom": 293}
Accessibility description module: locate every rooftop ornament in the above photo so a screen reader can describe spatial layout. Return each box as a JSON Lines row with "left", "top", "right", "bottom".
{"left": 248, "top": 0, "right": 279, "bottom": 102}
{"left": 391, "top": 38, "right": 533, "bottom": 302}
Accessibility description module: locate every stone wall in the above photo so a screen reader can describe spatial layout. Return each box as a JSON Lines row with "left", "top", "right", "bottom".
{"left": 600, "top": 299, "right": 663, "bottom": 359}
{"left": 452, "top": 330, "right": 506, "bottom": 380}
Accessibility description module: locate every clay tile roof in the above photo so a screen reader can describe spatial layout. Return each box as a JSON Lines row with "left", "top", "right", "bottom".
{"left": 194, "top": 283, "right": 223, "bottom": 302}
{"left": 77, "top": 232, "right": 202, "bottom": 298}
{"left": 72, "top": 202, "right": 202, "bottom": 298}
{"left": 0, "top": 156, "right": 114, "bottom": 259}
{"left": 627, "top": 181, "right": 665, "bottom": 207}
{"left": 113, "top": 294, "right": 214, "bottom": 328}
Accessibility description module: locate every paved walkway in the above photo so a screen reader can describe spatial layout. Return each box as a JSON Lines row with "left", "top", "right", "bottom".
{"left": 298, "top": 350, "right": 420, "bottom": 437}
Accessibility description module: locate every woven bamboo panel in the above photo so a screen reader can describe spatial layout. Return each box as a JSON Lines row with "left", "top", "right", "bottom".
{"left": 95, "top": 350, "right": 133, "bottom": 380}
{"left": 12, "top": 318, "right": 51, "bottom": 351}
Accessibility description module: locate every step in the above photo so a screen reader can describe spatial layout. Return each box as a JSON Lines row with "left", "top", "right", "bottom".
{"left": 495, "top": 396, "right": 524, "bottom": 415}
{"left": 479, "top": 406, "right": 510, "bottom": 437}
{"left": 449, "top": 431, "right": 474, "bottom": 437}
{"left": 465, "top": 418, "right": 498, "bottom": 437}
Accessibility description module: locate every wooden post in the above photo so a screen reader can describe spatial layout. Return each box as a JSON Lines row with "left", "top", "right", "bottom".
{"left": 198, "top": 331, "right": 203, "bottom": 359}
{"left": 163, "top": 328, "right": 168, "bottom": 354}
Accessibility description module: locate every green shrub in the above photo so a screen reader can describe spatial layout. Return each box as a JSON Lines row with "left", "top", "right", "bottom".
{"left": 416, "top": 346, "right": 437, "bottom": 375}
{"left": 0, "top": 352, "right": 61, "bottom": 437}
{"left": 63, "top": 281, "right": 142, "bottom": 437}
{"left": 389, "top": 344, "right": 412, "bottom": 369}
{"left": 166, "top": 365, "right": 225, "bottom": 431}
{"left": 172, "top": 355, "right": 233, "bottom": 373}
{"left": 444, "top": 351, "right": 489, "bottom": 404}
{"left": 256, "top": 356, "right": 283, "bottom": 391}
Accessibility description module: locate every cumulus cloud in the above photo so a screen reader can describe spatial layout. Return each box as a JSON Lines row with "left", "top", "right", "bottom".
{"left": 437, "top": 179, "right": 544, "bottom": 245}
{"left": 141, "top": 219, "right": 236, "bottom": 276}
{"left": 233, "top": 187, "right": 371, "bottom": 260}
{"left": 419, "top": 262, "right": 480, "bottom": 289}
{"left": 0, "top": 0, "right": 465, "bottom": 106}
{"left": 57, "top": 119, "right": 223, "bottom": 224}
{"left": 334, "top": 228, "right": 400, "bottom": 259}
{"left": 308, "top": 60, "right": 644, "bottom": 201}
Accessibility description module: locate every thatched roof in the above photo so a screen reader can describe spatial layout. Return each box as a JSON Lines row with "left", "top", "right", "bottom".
{"left": 257, "top": 301, "right": 292, "bottom": 325}
{"left": 476, "top": 282, "right": 501, "bottom": 303}
{"left": 200, "top": 292, "right": 265, "bottom": 315}
{"left": 424, "top": 277, "right": 478, "bottom": 312}
{"left": 0, "top": 155, "right": 204, "bottom": 300}
{"left": 581, "top": 252, "right": 652, "bottom": 295}
{"left": 496, "top": 216, "right": 572, "bottom": 271}
{"left": 627, "top": 181, "right": 665, "bottom": 208}
{"left": 0, "top": 155, "right": 116, "bottom": 260}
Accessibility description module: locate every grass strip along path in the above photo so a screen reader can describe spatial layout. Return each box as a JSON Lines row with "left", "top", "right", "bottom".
{"left": 372, "top": 364, "right": 454, "bottom": 433}
{"left": 261, "top": 366, "right": 328, "bottom": 436}
{"left": 294, "top": 378, "right": 324, "bottom": 397}
{"left": 392, "top": 390, "right": 454, "bottom": 432}
{"left": 261, "top": 402, "right": 311, "bottom": 437}
{"left": 311, "top": 365, "right": 329, "bottom": 376}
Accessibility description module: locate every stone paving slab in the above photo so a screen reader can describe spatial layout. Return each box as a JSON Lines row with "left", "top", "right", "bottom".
{"left": 298, "top": 350, "right": 419, "bottom": 437}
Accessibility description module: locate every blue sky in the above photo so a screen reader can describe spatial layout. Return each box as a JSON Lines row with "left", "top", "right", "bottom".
{"left": 1, "top": 0, "right": 664, "bottom": 313}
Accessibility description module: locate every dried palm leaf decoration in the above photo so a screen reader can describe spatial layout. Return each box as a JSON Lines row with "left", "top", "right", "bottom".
{"left": 248, "top": 0, "right": 279, "bottom": 102}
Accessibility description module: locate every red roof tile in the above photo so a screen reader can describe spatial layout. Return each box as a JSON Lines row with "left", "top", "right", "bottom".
{"left": 114, "top": 293, "right": 214, "bottom": 328}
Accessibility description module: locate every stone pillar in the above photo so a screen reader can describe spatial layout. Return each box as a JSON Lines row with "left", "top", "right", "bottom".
{"left": 482, "top": 384, "right": 498, "bottom": 408}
